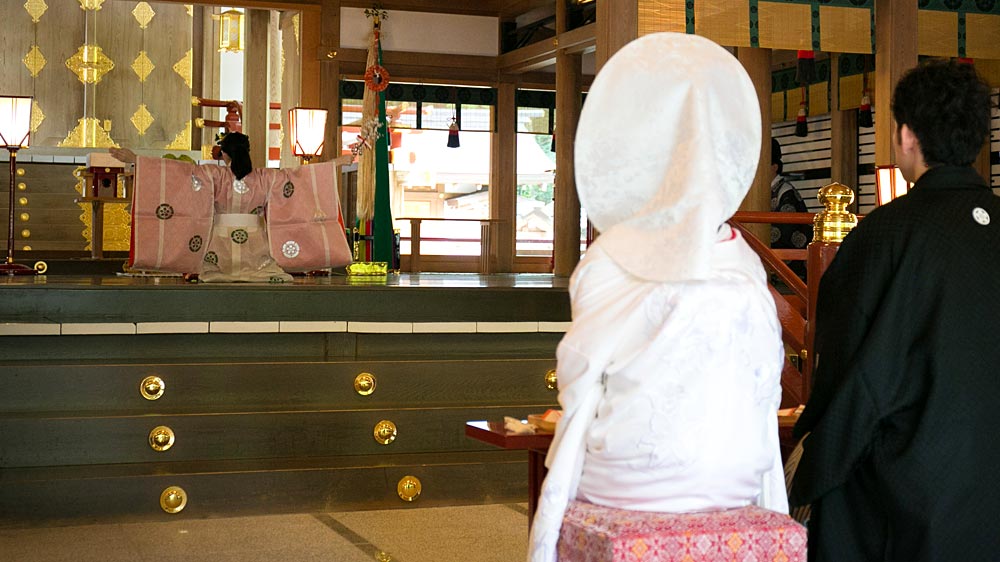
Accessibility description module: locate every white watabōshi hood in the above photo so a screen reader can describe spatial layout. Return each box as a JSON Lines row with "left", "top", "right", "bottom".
{"left": 575, "top": 32, "right": 761, "bottom": 282}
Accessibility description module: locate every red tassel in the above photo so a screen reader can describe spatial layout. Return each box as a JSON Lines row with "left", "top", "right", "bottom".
{"left": 796, "top": 50, "right": 816, "bottom": 85}
{"left": 858, "top": 91, "right": 873, "bottom": 128}
{"left": 447, "top": 119, "right": 460, "bottom": 148}
{"left": 957, "top": 57, "right": 974, "bottom": 65}
{"left": 795, "top": 103, "right": 808, "bottom": 137}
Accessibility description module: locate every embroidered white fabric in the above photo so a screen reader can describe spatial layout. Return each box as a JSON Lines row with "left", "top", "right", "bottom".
{"left": 527, "top": 33, "right": 787, "bottom": 562}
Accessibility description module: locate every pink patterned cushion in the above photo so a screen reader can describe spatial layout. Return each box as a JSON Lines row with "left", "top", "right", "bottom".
{"left": 558, "top": 501, "right": 806, "bottom": 562}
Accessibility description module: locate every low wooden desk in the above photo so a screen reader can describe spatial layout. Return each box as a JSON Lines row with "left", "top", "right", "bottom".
{"left": 465, "top": 420, "right": 553, "bottom": 527}
{"left": 467, "top": 413, "right": 802, "bottom": 527}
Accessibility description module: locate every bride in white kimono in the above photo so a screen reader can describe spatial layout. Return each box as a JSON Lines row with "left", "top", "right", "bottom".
{"left": 111, "top": 132, "right": 352, "bottom": 283}
{"left": 528, "top": 32, "right": 789, "bottom": 562}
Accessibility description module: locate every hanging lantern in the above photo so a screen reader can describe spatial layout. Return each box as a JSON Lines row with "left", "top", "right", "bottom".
{"left": 875, "top": 165, "right": 910, "bottom": 205}
{"left": 288, "top": 107, "right": 328, "bottom": 163}
{"left": 219, "top": 9, "right": 244, "bottom": 53}
{"left": 447, "top": 117, "right": 460, "bottom": 148}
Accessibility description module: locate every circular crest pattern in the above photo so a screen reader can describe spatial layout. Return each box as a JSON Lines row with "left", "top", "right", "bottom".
{"left": 282, "top": 240, "right": 301, "bottom": 258}
{"left": 231, "top": 229, "right": 249, "bottom": 244}
{"left": 204, "top": 251, "right": 219, "bottom": 265}
{"left": 190, "top": 175, "right": 203, "bottom": 192}
{"left": 972, "top": 207, "right": 991, "bottom": 226}
{"left": 364, "top": 65, "right": 390, "bottom": 92}
{"left": 188, "top": 235, "right": 203, "bottom": 252}
{"left": 232, "top": 179, "right": 249, "bottom": 194}
{"left": 976, "top": 0, "right": 995, "bottom": 10}
{"left": 252, "top": 205, "right": 264, "bottom": 215}
{"left": 156, "top": 204, "right": 174, "bottom": 220}
{"left": 283, "top": 182, "right": 295, "bottom": 198}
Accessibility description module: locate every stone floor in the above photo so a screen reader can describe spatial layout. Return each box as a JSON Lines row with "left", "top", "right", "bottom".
{"left": 0, "top": 503, "right": 530, "bottom": 562}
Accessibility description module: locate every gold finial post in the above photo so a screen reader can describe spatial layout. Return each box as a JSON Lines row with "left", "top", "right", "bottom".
{"left": 813, "top": 182, "right": 857, "bottom": 243}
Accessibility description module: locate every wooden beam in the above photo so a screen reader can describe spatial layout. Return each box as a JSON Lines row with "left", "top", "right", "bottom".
{"left": 318, "top": 0, "right": 340, "bottom": 163}
{"left": 736, "top": 47, "right": 773, "bottom": 244}
{"left": 596, "top": 0, "right": 635, "bottom": 72}
{"left": 874, "top": 0, "right": 918, "bottom": 166}
{"left": 154, "top": 0, "right": 322, "bottom": 11}
{"left": 244, "top": 9, "right": 271, "bottom": 166}
{"left": 553, "top": 50, "right": 582, "bottom": 277}
{"left": 497, "top": 24, "right": 596, "bottom": 74}
{"left": 490, "top": 83, "right": 517, "bottom": 273}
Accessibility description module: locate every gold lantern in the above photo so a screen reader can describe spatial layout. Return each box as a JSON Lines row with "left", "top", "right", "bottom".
{"left": 218, "top": 9, "right": 244, "bottom": 53}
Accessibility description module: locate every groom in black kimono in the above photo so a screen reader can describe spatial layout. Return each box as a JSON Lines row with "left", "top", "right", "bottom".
{"left": 791, "top": 59, "right": 1000, "bottom": 561}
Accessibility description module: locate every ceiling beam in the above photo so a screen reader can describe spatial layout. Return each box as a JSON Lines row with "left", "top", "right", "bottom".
{"left": 498, "top": 23, "right": 595, "bottom": 73}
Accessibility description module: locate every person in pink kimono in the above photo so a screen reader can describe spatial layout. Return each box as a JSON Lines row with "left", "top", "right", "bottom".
{"left": 110, "top": 133, "right": 352, "bottom": 282}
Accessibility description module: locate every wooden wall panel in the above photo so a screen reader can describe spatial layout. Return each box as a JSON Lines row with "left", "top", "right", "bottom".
{"left": 31, "top": 0, "right": 87, "bottom": 147}
{"left": 97, "top": 1, "right": 193, "bottom": 149}
{"left": 0, "top": 2, "right": 36, "bottom": 97}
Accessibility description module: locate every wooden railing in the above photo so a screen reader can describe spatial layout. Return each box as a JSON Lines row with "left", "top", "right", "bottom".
{"left": 397, "top": 217, "right": 499, "bottom": 274}
{"left": 731, "top": 190, "right": 858, "bottom": 407}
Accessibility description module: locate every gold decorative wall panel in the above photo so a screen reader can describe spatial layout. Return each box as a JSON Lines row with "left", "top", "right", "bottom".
{"left": 132, "top": 2, "right": 155, "bottom": 28}
{"left": 966, "top": 14, "right": 1000, "bottom": 60}
{"left": 30, "top": 101, "right": 45, "bottom": 132}
{"left": 918, "top": 11, "right": 957, "bottom": 58}
{"left": 75, "top": 171, "right": 131, "bottom": 251}
{"left": 185, "top": 4, "right": 193, "bottom": 17}
{"left": 66, "top": 44, "right": 115, "bottom": 84}
{"left": 820, "top": 6, "right": 871, "bottom": 54}
{"left": 59, "top": 117, "right": 119, "bottom": 148}
{"left": 23, "top": 45, "right": 47, "bottom": 77}
{"left": 694, "top": 0, "right": 749, "bottom": 47}
{"left": 759, "top": 2, "right": 810, "bottom": 50}
{"left": 166, "top": 121, "right": 191, "bottom": 150}
{"left": 172, "top": 49, "right": 192, "bottom": 88}
{"left": 131, "top": 104, "right": 154, "bottom": 135}
{"left": 78, "top": 0, "right": 104, "bottom": 10}
{"left": 24, "top": 0, "right": 48, "bottom": 22}
{"left": 132, "top": 51, "right": 155, "bottom": 82}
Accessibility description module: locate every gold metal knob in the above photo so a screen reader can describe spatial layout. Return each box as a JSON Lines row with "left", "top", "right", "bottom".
{"left": 397, "top": 475, "right": 421, "bottom": 502}
{"left": 354, "top": 372, "right": 376, "bottom": 396}
{"left": 33, "top": 261, "right": 47, "bottom": 274}
{"left": 374, "top": 420, "right": 397, "bottom": 445}
{"left": 140, "top": 376, "right": 165, "bottom": 400}
{"left": 159, "top": 486, "right": 187, "bottom": 514}
{"left": 148, "top": 426, "right": 175, "bottom": 452}
{"left": 544, "top": 369, "right": 558, "bottom": 391}
{"left": 813, "top": 182, "right": 858, "bottom": 243}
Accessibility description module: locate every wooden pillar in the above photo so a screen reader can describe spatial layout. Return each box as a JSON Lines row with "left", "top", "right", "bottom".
{"left": 596, "top": 0, "right": 637, "bottom": 72}
{"left": 874, "top": 0, "right": 918, "bottom": 168}
{"left": 974, "top": 136, "right": 993, "bottom": 184}
{"left": 553, "top": 51, "right": 582, "bottom": 276}
{"left": 244, "top": 9, "right": 270, "bottom": 166}
{"left": 317, "top": 0, "right": 340, "bottom": 164}
{"left": 190, "top": 8, "right": 205, "bottom": 152}
{"left": 489, "top": 82, "right": 516, "bottom": 273}
{"left": 829, "top": 54, "right": 859, "bottom": 196}
{"left": 736, "top": 47, "right": 772, "bottom": 244}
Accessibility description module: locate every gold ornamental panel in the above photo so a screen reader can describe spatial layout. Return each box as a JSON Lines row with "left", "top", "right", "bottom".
{"left": 918, "top": 10, "right": 958, "bottom": 58}
{"left": 132, "top": 51, "right": 155, "bottom": 82}
{"left": 759, "top": 2, "right": 811, "bottom": 50}
{"left": 60, "top": 117, "right": 119, "bottom": 148}
{"left": 185, "top": 5, "right": 193, "bottom": 17}
{"left": 173, "top": 49, "right": 193, "bottom": 89}
{"left": 695, "top": 0, "right": 749, "bottom": 47}
{"left": 159, "top": 486, "right": 187, "bottom": 513}
{"left": 78, "top": 0, "right": 104, "bottom": 10}
{"left": 30, "top": 101, "right": 44, "bottom": 133}
{"left": 638, "top": 0, "right": 686, "bottom": 37}
{"left": 131, "top": 104, "right": 155, "bottom": 136}
{"left": 820, "top": 6, "right": 872, "bottom": 54}
{"left": 66, "top": 44, "right": 115, "bottom": 85}
{"left": 23, "top": 45, "right": 46, "bottom": 77}
{"left": 165, "top": 121, "right": 191, "bottom": 150}
{"left": 966, "top": 13, "right": 1000, "bottom": 60}
{"left": 132, "top": 2, "right": 155, "bottom": 29}
{"left": 24, "top": 0, "right": 48, "bottom": 22}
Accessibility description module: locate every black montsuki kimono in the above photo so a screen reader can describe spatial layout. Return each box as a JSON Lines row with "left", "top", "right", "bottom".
{"left": 791, "top": 165, "right": 1000, "bottom": 561}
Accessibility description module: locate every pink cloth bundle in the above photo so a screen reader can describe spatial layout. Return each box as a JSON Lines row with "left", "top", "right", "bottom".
{"left": 558, "top": 501, "right": 806, "bottom": 562}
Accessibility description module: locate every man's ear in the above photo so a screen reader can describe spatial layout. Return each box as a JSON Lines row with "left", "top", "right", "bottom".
{"left": 898, "top": 124, "right": 919, "bottom": 155}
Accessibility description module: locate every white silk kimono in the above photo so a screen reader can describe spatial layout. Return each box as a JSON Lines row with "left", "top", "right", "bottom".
{"left": 130, "top": 156, "right": 352, "bottom": 282}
